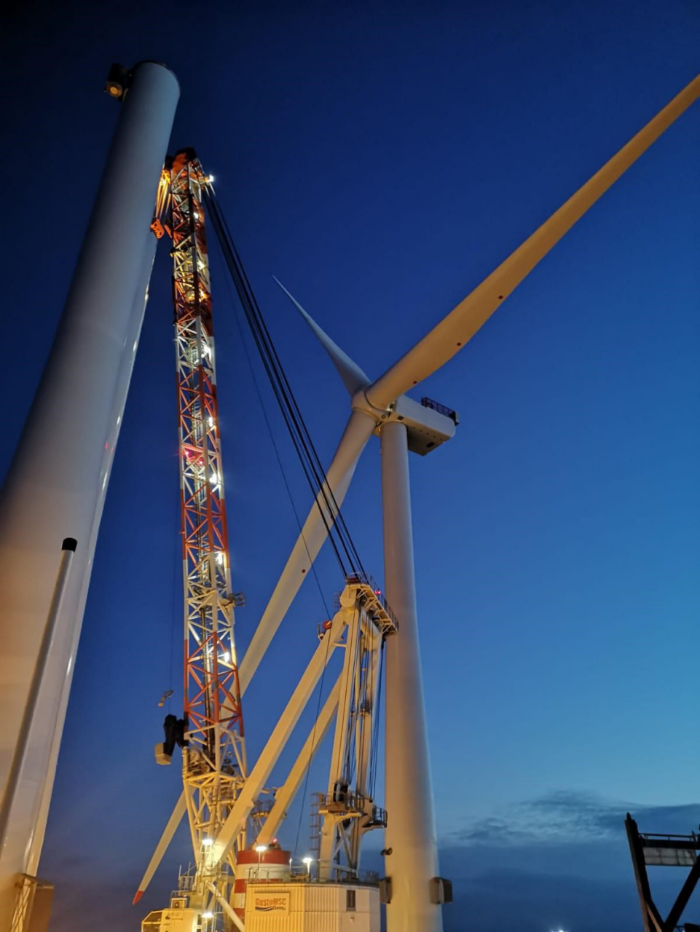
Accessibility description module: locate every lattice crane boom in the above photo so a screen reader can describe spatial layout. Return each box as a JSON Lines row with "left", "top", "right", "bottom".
{"left": 154, "top": 148, "right": 247, "bottom": 918}
{"left": 142, "top": 148, "right": 392, "bottom": 932}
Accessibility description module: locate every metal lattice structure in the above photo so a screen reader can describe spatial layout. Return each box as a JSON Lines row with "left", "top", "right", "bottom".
{"left": 625, "top": 814, "right": 700, "bottom": 932}
{"left": 166, "top": 149, "right": 247, "bottom": 914}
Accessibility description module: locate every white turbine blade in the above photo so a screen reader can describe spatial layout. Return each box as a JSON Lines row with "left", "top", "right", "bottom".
{"left": 239, "top": 409, "right": 376, "bottom": 695}
{"left": 274, "top": 277, "right": 370, "bottom": 395}
{"left": 367, "top": 74, "right": 700, "bottom": 409}
{"left": 132, "top": 790, "right": 186, "bottom": 904}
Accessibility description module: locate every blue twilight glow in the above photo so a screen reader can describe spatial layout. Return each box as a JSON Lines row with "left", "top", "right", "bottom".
{"left": 3, "top": 2, "right": 700, "bottom": 931}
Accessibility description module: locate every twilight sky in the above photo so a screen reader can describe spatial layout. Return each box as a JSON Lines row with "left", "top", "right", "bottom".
{"left": 3, "top": 2, "right": 700, "bottom": 930}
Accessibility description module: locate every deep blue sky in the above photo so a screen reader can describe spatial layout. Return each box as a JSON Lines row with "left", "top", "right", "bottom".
{"left": 3, "top": 2, "right": 700, "bottom": 930}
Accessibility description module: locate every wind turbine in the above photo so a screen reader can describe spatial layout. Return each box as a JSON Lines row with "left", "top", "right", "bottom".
{"left": 237, "top": 75, "right": 700, "bottom": 932}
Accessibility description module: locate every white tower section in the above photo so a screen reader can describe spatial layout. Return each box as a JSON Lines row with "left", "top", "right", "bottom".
{"left": 381, "top": 421, "right": 442, "bottom": 932}
{"left": 0, "top": 61, "right": 179, "bottom": 928}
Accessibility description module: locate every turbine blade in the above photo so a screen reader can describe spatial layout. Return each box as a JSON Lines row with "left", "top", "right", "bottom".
{"left": 239, "top": 409, "right": 376, "bottom": 695}
{"left": 132, "top": 790, "right": 187, "bottom": 904}
{"left": 274, "top": 277, "right": 370, "bottom": 395}
{"left": 366, "top": 74, "right": 700, "bottom": 409}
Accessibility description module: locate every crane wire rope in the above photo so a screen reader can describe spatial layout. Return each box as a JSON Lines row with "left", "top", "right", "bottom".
{"left": 206, "top": 192, "right": 355, "bottom": 574}
{"left": 211, "top": 242, "right": 337, "bottom": 841}
{"left": 203, "top": 188, "right": 365, "bottom": 579}
{"left": 209, "top": 237, "right": 332, "bottom": 622}
{"left": 202, "top": 177, "right": 388, "bottom": 850}
{"left": 293, "top": 616, "right": 334, "bottom": 857}
{"left": 168, "top": 515, "right": 179, "bottom": 705}
{"left": 208, "top": 202, "right": 345, "bottom": 575}
{"left": 354, "top": 634, "right": 371, "bottom": 795}
{"left": 337, "top": 609, "right": 361, "bottom": 785}
{"left": 204, "top": 187, "right": 345, "bottom": 856}
{"left": 368, "top": 640, "right": 385, "bottom": 799}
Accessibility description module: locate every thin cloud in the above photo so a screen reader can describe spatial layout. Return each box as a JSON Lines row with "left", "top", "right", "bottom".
{"left": 440, "top": 793, "right": 700, "bottom": 932}
{"left": 452, "top": 789, "right": 700, "bottom": 846}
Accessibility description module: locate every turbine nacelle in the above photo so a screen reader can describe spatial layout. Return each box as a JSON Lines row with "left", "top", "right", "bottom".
{"left": 354, "top": 389, "right": 457, "bottom": 455}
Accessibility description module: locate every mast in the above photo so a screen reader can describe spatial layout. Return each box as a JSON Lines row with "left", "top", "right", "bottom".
{"left": 141, "top": 156, "right": 391, "bottom": 929}
{"left": 162, "top": 149, "right": 247, "bottom": 921}
{"left": 0, "top": 62, "right": 178, "bottom": 931}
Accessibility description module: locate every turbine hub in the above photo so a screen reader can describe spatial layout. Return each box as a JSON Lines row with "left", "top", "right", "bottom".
{"left": 351, "top": 389, "right": 458, "bottom": 456}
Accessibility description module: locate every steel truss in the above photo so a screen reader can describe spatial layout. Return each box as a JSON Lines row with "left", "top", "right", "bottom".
{"left": 145, "top": 157, "right": 394, "bottom": 929}
{"left": 626, "top": 813, "right": 700, "bottom": 932}
{"left": 203, "top": 577, "right": 396, "bottom": 880}
{"left": 318, "top": 576, "right": 393, "bottom": 879}
{"left": 162, "top": 148, "right": 247, "bottom": 921}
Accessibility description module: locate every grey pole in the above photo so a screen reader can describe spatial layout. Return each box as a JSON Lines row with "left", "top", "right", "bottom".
{"left": 0, "top": 61, "right": 178, "bottom": 925}
{"left": 0, "top": 539, "right": 77, "bottom": 854}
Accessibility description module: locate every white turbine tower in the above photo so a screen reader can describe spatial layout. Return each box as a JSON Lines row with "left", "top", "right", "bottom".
{"left": 238, "top": 74, "right": 700, "bottom": 932}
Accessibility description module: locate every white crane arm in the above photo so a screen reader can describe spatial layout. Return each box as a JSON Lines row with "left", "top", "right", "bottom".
{"left": 213, "top": 610, "right": 347, "bottom": 866}
{"left": 255, "top": 677, "right": 341, "bottom": 846}
{"left": 132, "top": 790, "right": 187, "bottom": 904}
{"left": 239, "top": 409, "right": 375, "bottom": 694}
